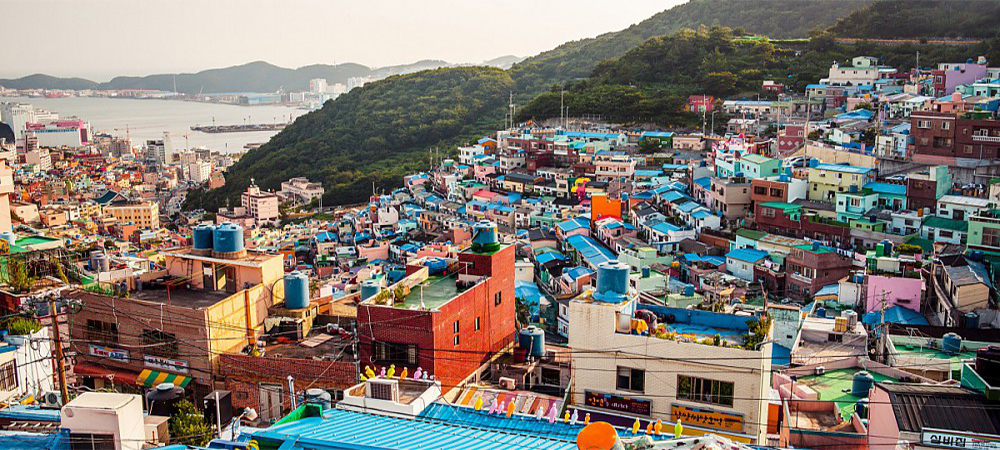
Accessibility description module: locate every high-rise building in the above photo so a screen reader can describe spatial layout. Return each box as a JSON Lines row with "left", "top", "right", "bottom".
{"left": 145, "top": 133, "right": 174, "bottom": 166}
{"left": 241, "top": 181, "right": 280, "bottom": 226}
{"left": 309, "top": 78, "right": 328, "bottom": 94}
{"left": 0, "top": 102, "right": 35, "bottom": 143}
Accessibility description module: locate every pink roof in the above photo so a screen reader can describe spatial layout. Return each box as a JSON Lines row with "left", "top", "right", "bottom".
{"left": 474, "top": 190, "right": 497, "bottom": 198}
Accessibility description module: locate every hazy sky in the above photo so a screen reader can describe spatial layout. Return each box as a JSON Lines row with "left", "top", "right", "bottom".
{"left": 3, "top": 0, "right": 682, "bottom": 81}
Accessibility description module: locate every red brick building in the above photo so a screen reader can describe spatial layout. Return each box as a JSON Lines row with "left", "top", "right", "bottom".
{"left": 219, "top": 353, "right": 357, "bottom": 422}
{"left": 357, "top": 244, "right": 516, "bottom": 392}
{"left": 911, "top": 112, "right": 1000, "bottom": 161}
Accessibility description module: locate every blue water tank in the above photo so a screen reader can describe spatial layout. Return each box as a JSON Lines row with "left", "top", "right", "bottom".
{"left": 965, "top": 312, "right": 980, "bottom": 329}
{"left": 942, "top": 332, "right": 963, "bottom": 354}
{"left": 192, "top": 225, "right": 214, "bottom": 251}
{"left": 684, "top": 285, "right": 695, "bottom": 297}
{"left": 283, "top": 271, "right": 310, "bottom": 309}
{"left": 596, "top": 261, "right": 630, "bottom": 299}
{"left": 471, "top": 220, "right": 500, "bottom": 252}
{"left": 0, "top": 231, "right": 16, "bottom": 247}
{"left": 213, "top": 222, "right": 245, "bottom": 254}
{"left": 641, "top": 267, "right": 651, "bottom": 278}
{"left": 360, "top": 280, "right": 381, "bottom": 301}
{"left": 855, "top": 398, "right": 870, "bottom": 419}
{"left": 851, "top": 371, "right": 874, "bottom": 397}
{"left": 816, "top": 307, "right": 827, "bottom": 318}
{"left": 425, "top": 258, "right": 448, "bottom": 275}
{"left": 518, "top": 326, "right": 545, "bottom": 359}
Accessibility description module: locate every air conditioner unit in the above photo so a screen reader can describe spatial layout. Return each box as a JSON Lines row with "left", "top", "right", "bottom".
{"left": 815, "top": 366, "right": 826, "bottom": 375}
{"left": 40, "top": 390, "right": 62, "bottom": 409}
{"left": 498, "top": 377, "right": 517, "bottom": 390}
{"left": 366, "top": 379, "right": 400, "bottom": 403}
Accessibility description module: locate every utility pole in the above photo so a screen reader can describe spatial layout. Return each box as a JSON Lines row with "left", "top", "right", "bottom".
{"left": 49, "top": 298, "right": 69, "bottom": 404}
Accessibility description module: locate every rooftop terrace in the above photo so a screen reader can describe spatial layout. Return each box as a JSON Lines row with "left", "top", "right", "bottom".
{"left": 796, "top": 368, "right": 898, "bottom": 419}
{"left": 401, "top": 275, "right": 467, "bottom": 310}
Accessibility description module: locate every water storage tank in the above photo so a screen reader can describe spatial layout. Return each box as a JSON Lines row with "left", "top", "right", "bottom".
{"left": 851, "top": 371, "right": 874, "bottom": 397}
{"left": 0, "top": 231, "right": 16, "bottom": 247}
{"left": 283, "top": 271, "right": 310, "bottom": 309}
{"left": 942, "top": 332, "right": 963, "bottom": 354}
{"left": 213, "top": 222, "right": 245, "bottom": 259}
{"left": 471, "top": 221, "right": 500, "bottom": 253}
{"left": 816, "top": 307, "right": 826, "bottom": 318}
{"left": 595, "top": 261, "right": 630, "bottom": 303}
{"left": 89, "top": 251, "right": 110, "bottom": 273}
{"left": 641, "top": 267, "right": 651, "bottom": 278}
{"left": 855, "top": 398, "right": 870, "bottom": 419}
{"left": 424, "top": 258, "right": 448, "bottom": 275}
{"left": 684, "top": 285, "right": 695, "bottom": 297}
{"left": 965, "top": 311, "right": 980, "bottom": 329}
{"left": 304, "top": 388, "right": 332, "bottom": 410}
{"left": 360, "top": 279, "right": 381, "bottom": 301}
{"left": 193, "top": 224, "right": 215, "bottom": 254}
{"left": 518, "top": 326, "right": 545, "bottom": 359}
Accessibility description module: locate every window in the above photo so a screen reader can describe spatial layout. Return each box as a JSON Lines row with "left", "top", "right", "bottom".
{"left": 453, "top": 320, "right": 460, "bottom": 333}
{"left": 475, "top": 317, "right": 481, "bottom": 331}
{"left": 85, "top": 319, "right": 119, "bottom": 344}
{"left": 71, "top": 434, "right": 116, "bottom": 450}
{"left": 0, "top": 360, "right": 16, "bottom": 391}
{"left": 964, "top": 145, "right": 974, "bottom": 155}
{"left": 942, "top": 121, "right": 951, "bottom": 130}
{"left": 141, "top": 330, "right": 178, "bottom": 358}
{"left": 939, "top": 230, "right": 954, "bottom": 239}
{"left": 917, "top": 120, "right": 931, "bottom": 129}
{"left": 453, "top": 335, "right": 460, "bottom": 346}
{"left": 753, "top": 186, "right": 767, "bottom": 196}
{"left": 761, "top": 208, "right": 775, "bottom": 218}
{"left": 983, "top": 227, "right": 1000, "bottom": 248}
{"left": 616, "top": 367, "right": 645, "bottom": 393}
{"left": 827, "top": 333, "right": 844, "bottom": 343}
{"left": 494, "top": 292, "right": 502, "bottom": 306}
{"left": 373, "top": 341, "right": 417, "bottom": 365}
{"left": 677, "top": 375, "right": 734, "bottom": 407}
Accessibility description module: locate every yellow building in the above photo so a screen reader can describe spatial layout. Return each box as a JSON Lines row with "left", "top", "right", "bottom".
{"left": 806, "top": 163, "right": 875, "bottom": 202}
{"left": 104, "top": 201, "right": 160, "bottom": 230}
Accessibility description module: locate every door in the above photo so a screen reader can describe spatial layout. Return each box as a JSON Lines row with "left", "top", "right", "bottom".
{"left": 259, "top": 383, "right": 283, "bottom": 422}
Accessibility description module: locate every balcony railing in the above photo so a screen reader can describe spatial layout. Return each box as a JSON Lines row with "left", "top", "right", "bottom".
{"left": 789, "top": 273, "right": 812, "bottom": 284}
{"left": 972, "top": 135, "right": 1000, "bottom": 143}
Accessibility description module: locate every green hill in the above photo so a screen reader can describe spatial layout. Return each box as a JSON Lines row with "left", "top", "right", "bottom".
{"left": 184, "top": 66, "right": 514, "bottom": 209}
{"left": 829, "top": 0, "right": 1000, "bottom": 39}
{"left": 517, "top": 26, "right": 996, "bottom": 127}
{"left": 0, "top": 74, "right": 99, "bottom": 91}
{"left": 510, "top": 0, "right": 872, "bottom": 94}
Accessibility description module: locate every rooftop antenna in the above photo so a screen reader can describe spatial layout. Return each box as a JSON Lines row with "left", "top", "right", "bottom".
{"left": 508, "top": 92, "right": 515, "bottom": 131}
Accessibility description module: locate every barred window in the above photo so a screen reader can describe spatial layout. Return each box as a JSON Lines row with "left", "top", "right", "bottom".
{"left": 85, "top": 319, "right": 119, "bottom": 344}
{"left": 141, "top": 330, "right": 178, "bottom": 358}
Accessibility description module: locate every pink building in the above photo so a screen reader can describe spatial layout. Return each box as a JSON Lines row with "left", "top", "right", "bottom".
{"left": 865, "top": 275, "right": 924, "bottom": 312}
{"left": 932, "top": 62, "right": 987, "bottom": 97}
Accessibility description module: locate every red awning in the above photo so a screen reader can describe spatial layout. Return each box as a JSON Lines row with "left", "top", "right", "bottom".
{"left": 73, "top": 363, "right": 141, "bottom": 386}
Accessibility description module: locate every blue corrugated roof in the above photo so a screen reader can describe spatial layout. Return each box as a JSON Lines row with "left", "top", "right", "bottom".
{"left": 0, "top": 404, "right": 62, "bottom": 422}
{"left": 814, "top": 163, "right": 873, "bottom": 175}
{"left": 565, "top": 234, "right": 617, "bottom": 267}
{"left": 726, "top": 248, "right": 769, "bottom": 263}
{"left": 419, "top": 403, "right": 583, "bottom": 441}
{"left": 865, "top": 182, "right": 906, "bottom": 196}
{"left": 251, "top": 407, "right": 577, "bottom": 450}
{"left": 863, "top": 305, "right": 929, "bottom": 326}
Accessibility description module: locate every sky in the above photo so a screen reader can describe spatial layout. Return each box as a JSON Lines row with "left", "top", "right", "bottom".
{"left": 3, "top": 0, "right": 682, "bottom": 81}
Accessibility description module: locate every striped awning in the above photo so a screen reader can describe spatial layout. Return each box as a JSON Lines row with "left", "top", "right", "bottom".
{"left": 137, "top": 369, "right": 192, "bottom": 388}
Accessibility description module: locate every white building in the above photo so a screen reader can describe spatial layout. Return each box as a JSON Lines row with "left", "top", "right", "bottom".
{"left": 0, "top": 328, "right": 54, "bottom": 404}
{"left": 826, "top": 56, "right": 896, "bottom": 86}
{"left": 0, "top": 102, "right": 36, "bottom": 143}
{"left": 568, "top": 262, "right": 771, "bottom": 445}
{"left": 279, "top": 177, "right": 325, "bottom": 203}
{"left": 310, "top": 78, "right": 328, "bottom": 94}
{"left": 145, "top": 133, "right": 174, "bottom": 166}
{"left": 187, "top": 161, "right": 212, "bottom": 183}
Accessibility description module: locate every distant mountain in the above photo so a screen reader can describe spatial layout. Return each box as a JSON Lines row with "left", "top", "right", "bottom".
{"left": 510, "top": 0, "right": 873, "bottom": 94}
{"left": 482, "top": 55, "right": 525, "bottom": 70}
{"left": 0, "top": 60, "right": 454, "bottom": 94}
{"left": 0, "top": 74, "right": 99, "bottom": 91}
{"left": 184, "top": 66, "right": 514, "bottom": 208}
{"left": 829, "top": 0, "right": 1000, "bottom": 39}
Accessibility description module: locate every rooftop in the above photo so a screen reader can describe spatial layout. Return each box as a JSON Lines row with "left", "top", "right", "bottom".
{"left": 796, "top": 368, "right": 898, "bottom": 419}
{"left": 129, "top": 280, "right": 234, "bottom": 308}
{"left": 401, "top": 275, "right": 467, "bottom": 309}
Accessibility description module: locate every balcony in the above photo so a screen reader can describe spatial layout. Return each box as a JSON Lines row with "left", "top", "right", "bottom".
{"left": 789, "top": 272, "right": 812, "bottom": 284}
{"left": 971, "top": 134, "right": 1000, "bottom": 143}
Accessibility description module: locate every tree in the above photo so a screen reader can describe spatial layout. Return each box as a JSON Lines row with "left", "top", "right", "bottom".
{"left": 169, "top": 400, "right": 213, "bottom": 447}
{"left": 808, "top": 130, "right": 823, "bottom": 141}
{"left": 638, "top": 139, "right": 663, "bottom": 154}
{"left": 703, "top": 71, "right": 738, "bottom": 96}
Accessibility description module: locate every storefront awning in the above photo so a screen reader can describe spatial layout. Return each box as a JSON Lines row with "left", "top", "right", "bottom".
{"left": 137, "top": 369, "right": 191, "bottom": 388}
{"left": 74, "top": 363, "right": 142, "bottom": 386}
